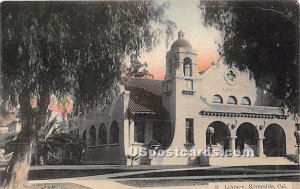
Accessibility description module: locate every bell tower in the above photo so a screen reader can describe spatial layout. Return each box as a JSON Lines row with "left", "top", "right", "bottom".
{"left": 165, "top": 31, "right": 198, "bottom": 80}
{"left": 162, "top": 30, "right": 198, "bottom": 112}
{"left": 162, "top": 31, "right": 200, "bottom": 155}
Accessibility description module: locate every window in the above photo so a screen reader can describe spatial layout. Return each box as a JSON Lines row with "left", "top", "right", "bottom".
{"left": 185, "top": 79, "right": 193, "bottom": 91}
{"left": 186, "top": 118, "right": 194, "bottom": 144}
{"left": 212, "top": 95, "right": 223, "bottom": 104}
{"left": 227, "top": 96, "right": 237, "bottom": 105}
{"left": 99, "top": 123, "right": 107, "bottom": 145}
{"left": 183, "top": 57, "right": 192, "bottom": 77}
{"left": 89, "top": 126, "right": 96, "bottom": 146}
{"left": 110, "top": 121, "right": 119, "bottom": 144}
{"left": 241, "top": 97, "right": 251, "bottom": 105}
{"left": 226, "top": 70, "right": 236, "bottom": 82}
{"left": 134, "top": 121, "right": 145, "bottom": 143}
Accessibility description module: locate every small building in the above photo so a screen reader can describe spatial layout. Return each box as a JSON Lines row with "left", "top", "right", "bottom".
{"left": 77, "top": 31, "right": 298, "bottom": 166}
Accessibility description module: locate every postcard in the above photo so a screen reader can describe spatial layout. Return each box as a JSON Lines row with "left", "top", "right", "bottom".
{"left": 0, "top": 0, "right": 299, "bottom": 189}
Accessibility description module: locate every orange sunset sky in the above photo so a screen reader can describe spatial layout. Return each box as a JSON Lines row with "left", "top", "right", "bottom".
{"left": 139, "top": 0, "right": 221, "bottom": 80}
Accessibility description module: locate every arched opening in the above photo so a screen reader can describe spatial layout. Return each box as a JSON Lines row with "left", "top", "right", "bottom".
{"left": 89, "top": 125, "right": 96, "bottom": 146}
{"left": 236, "top": 123, "right": 258, "bottom": 156}
{"left": 206, "top": 121, "right": 230, "bottom": 154}
{"left": 110, "top": 121, "right": 119, "bottom": 144}
{"left": 212, "top": 95, "right": 223, "bottom": 104}
{"left": 241, "top": 97, "right": 251, "bottom": 105}
{"left": 263, "top": 124, "right": 286, "bottom": 157}
{"left": 153, "top": 121, "right": 172, "bottom": 150}
{"left": 183, "top": 57, "right": 192, "bottom": 77}
{"left": 82, "top": 130, "right": 86, "bottom": 145}
{"left": 99, "top": 123, "right": 107, "bottom": 145}
{"left": 227, "top": 96, "right": 237, "bottom": 105}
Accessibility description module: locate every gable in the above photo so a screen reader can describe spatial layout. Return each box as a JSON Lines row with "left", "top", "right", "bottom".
{"left": 200, "top": 60, "right": 258, "bottom": 105}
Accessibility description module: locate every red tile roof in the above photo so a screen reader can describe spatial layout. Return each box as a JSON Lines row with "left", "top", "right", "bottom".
{"left": 121, "top": 77, "right": 167, "bottom": 114}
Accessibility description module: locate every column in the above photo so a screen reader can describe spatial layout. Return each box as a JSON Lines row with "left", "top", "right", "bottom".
{"left": 129, "top": 120, "right": 135, "bottom": 145}
{"left": 123, "top": 118, "right": 130, "bottom": 150}
{"left": 229, "top": 136, "right": 237, "bottom": 156}
{"left": 257, "top": 137, "right": 265, "bottom": 157}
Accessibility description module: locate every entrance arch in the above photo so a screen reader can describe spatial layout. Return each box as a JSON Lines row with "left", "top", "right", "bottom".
{"left": 263, "top": 124, "right": 286, "bottom": 157}
{"left": 206, "top": 121, "right": 230, "bottom": 154}
{"left": 236, "top": 123, "right": 258, "bottom": 156}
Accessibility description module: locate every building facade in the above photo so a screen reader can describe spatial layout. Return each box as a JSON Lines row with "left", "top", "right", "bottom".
{"left": 76, "top": 31, "right": 298, "bottom": 165}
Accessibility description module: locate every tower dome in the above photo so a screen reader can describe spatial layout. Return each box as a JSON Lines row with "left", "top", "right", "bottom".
{"left": 171, "top": 31, "right": 192, "bottom": 49}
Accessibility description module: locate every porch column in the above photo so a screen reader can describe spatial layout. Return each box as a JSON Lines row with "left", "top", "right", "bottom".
{"left": 229, "top": 136, "right": 237, "bottom": 156}
{"left": 257, "top": 137, "right": 265, "bottom": 157}
{"left": 129, "top": 120, "right": 135, "bottom": 145}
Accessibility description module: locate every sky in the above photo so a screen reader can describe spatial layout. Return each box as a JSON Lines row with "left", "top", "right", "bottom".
{"left": 140, "top": 0, "right": 221, "bottom": 80}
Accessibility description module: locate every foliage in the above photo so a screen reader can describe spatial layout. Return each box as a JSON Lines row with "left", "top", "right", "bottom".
{"left": 0, "top": 1, "right": 175, "bottom": 187}
{"left": 125, "top": 55, "right": 154, "bottom": 78}
{"left": 199, "top": 0, "right": 299, "bottom": 113}
{"left": 126, "top": 153, "right": 140, "bottom": 166}
{"left": 1, "top": 0, "right": 175, "bottom": 133}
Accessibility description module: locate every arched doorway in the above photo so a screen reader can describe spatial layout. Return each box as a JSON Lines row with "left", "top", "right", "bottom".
{"left": 110, "top": 121, "right": 119, "bottom": 144}
{"left": 236, "top": 123, "right": 258, "bottom": 156}
{"left": 263, "top": 124, "right": 286, "bottom": 157}
{"left": 206, "top": 121, "right": 230, "bottom": 154}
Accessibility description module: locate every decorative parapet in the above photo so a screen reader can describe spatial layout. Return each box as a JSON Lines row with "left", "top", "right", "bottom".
{"left": 199, "top": 110, "right": 288, "bottom": 120}
{"left": 200, "top": 103, "right": 288, "bottom": 119}
{"left": 206, "top": 103, "right": 283, "bottom": 115}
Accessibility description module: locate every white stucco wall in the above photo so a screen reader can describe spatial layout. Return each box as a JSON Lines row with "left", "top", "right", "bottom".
{"left": 156, "top": 46, "right": 297, "bottom": 165}
{"left": 75, "top": 38, "right": 298, "bottom": 166}
{"left": 77, "top": 90, "right": 129, "bottom": 165}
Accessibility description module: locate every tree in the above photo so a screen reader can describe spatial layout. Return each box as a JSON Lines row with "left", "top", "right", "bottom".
{"left": 0, "top": 1, "right": 175, "bottom": 188}
{"left": 125, "top": 55, "right": 154, "bottom": 78}
{"left": 199, "top": 0, "right": 299, "bottom": 114}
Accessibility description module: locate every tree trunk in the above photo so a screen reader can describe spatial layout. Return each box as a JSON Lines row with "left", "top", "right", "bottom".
{"left": 3, "top": 135, "right": 34, "bottom": 189}
{"left": 2, "top": 87, "right": 50, "bottom": 188}
{"left": 2, "top": 89, "right": 37, "bottom": 188}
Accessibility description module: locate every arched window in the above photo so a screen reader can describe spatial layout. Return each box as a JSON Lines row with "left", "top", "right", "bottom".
{"left": 241, "top": 97, "right": 251, "bottom": 105}
{"left": 89, "top": 125, "right": 96, "bottom": 146}
{"left": 183, "top": 57, "right": 192, "bottom": 77}
{"left": 110, "top": 121, "right": 119, "bottom": 144}
{"left": 82, "top": 130, "right": 86, "bottom": 145}
{"left": 212, "top": 95, "right": 223, "bottom": 104}
{"left": 99, "top": 123, "right": 107, "bottom": 145}
{"left": 227, "top": 96, "right": 237, "bottom": 105}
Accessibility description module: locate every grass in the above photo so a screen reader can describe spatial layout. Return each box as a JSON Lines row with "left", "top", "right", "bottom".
{"left": 113, "top": 165, "right": 300, "bottom": 178}
{"left": 25, "top": 183, "right": 91, "bottom": 189}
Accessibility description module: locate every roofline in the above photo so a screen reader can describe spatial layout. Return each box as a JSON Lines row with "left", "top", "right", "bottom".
{"left": 130, "top": 111, "right": 169, "bottom": 115}
{"left": 122, "top": 76, "right": 163, "bottom": 82}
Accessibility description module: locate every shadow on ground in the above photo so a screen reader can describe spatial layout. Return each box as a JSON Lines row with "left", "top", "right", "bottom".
{"left": 28, "top": 169, "right": 144, "bottom": 180}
